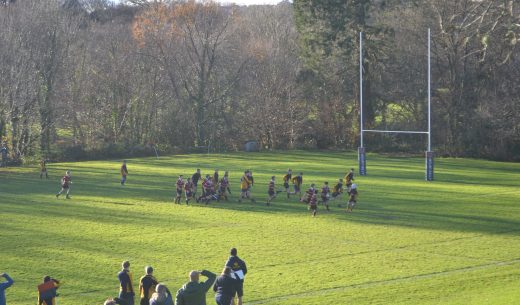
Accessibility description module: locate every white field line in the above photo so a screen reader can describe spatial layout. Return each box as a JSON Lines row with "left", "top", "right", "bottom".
{"left": 246, "top": 257, "right": 520, "bottom": 305}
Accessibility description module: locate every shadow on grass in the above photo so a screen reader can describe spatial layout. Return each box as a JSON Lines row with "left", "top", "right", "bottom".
{"left": 3, "top": 152, "right": 520, "bottom": 238}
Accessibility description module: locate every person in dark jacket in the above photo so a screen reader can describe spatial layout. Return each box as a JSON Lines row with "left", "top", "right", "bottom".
{"left": 212, "top": 267, "right": 237, "bottom": 305}
{"left": 118, "top": 261, "right": 135, "bottom": 305}
{"left": 192, "top": 169, "right": 202, "bottom": 196}
{"left": 37, "top": 276, "right": 60, "bottom": 305}
{"left": 175, "top": 269, "right": 216, "bottom": 305}
{"left": 225, "top": 248, "right": 247, "bottom": 305}
{"left": 139, "top": 266, "right": 158, "bottom": 305}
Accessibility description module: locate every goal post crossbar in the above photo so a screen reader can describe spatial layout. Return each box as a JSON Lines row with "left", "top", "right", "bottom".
{"left": 363, "top": 129, "right": 429, "bottom": 135}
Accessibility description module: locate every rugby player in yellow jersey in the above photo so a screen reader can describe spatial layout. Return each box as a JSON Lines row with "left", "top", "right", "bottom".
{"left": 344, "top": 168, "right": 355, "bottom": 192}
{"left": 238, "top": 170, "right": 255, "bottom": 203}
{"left": 290, "top": 172, "right": 303, "bottom": 200}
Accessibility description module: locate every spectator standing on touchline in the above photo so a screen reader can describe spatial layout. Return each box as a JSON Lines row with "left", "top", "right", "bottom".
{"left": 212, "top": 267, "right": 237, "bottom": 305}
{"left": 175, "top": 269, "right": 216, "bottom": 305}
{"left": 119, "top": 261, "right": 135, "bottom": 305}
{"left": 225, "top": 248, "right": 247, "bottom": 305}
{"left": 139, "top": 266, "right": 158, "bottom": 305}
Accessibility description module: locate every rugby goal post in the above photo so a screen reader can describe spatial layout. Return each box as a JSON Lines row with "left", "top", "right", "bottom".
{"left": 358, "top": 29, "right": 434, "bottom": 181}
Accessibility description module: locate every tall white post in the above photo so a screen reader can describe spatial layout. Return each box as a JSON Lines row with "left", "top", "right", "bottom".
{"left": 428, "top": 28, "right": 431, "bottom": 152}
{"left": 426, "top": 28, "right": 434, "bottom": 181}
{"left": 358, "top": 32, "right": 367, "bottom": 176}
{"left": 360, "top": 32, "right": 364, "bottom": 148}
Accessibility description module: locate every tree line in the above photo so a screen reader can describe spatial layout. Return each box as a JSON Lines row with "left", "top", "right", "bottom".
{"left": 0, "top": 0, "right": 518, "bottom": 162}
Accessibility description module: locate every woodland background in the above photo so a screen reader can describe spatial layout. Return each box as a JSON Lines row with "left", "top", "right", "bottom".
{"left": 0, "top": 0, "right": 519, "bottom": 162}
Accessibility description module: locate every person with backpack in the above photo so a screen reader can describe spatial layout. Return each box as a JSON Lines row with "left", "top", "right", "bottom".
{"left": 175, "top": 270, "right": 216, "bottom": 305}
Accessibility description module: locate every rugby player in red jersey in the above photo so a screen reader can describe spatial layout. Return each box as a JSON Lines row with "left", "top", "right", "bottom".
{"left": 56, "top": 170, "right": 72, "bottom": 199}
{"left": 320, "top": 181, "right": 331, "bottom": 211}
{"left": 266, "top": 176, "right": 277, "bottom": 206}
{"left": 174, "top": 175, "right": 185, "bottom": 204}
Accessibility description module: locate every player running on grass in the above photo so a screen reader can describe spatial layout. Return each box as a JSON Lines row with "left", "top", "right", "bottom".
{"left": 175, "top": 175, "right": 184, "bottom": 204}
{"left": 184, "top": 177, "right": 195, "bottom": 204}
{"left": 346, "top": 183, "right": 359, "bottom": 213}
{"left": 266, "top": 176, "right": 277, "bottom": 206}
{"left": 223, "top": 171, "right": 232, "bottom": 196}
{"left": 217, "top": 174, "right": 230, "bottom": 202}
{"left": 344, "top": 168, "right": 355, "bottom": 192}
{"left": 56, "top": 170, "right": 72, "bottom": 199}
{"left": 120, "top": 160, "right": 128, "bottom": 185}
{"left": 291, "top": 172, "right": 303, "bottom": 200}
{"left": 320, "top": 181, "right": 331, "bottom": 211}
{"left": 331, "top": 178, "right": 343, "bottom": 205}
{"left": 301, "top": 183, "right": 316, "bottom": 204}
{"left": 308, "top": 189, "right": 318, "bottom": 217}
{"left": 283, "top": 169, "right": 292, "bottom": 198}
{"left": 238, "top": 170, "right": 255, "bottom": 203}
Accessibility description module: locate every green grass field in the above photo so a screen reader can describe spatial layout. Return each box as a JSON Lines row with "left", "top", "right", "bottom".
{"left": 1, "top": 151, "right": 520, "bottom": 305}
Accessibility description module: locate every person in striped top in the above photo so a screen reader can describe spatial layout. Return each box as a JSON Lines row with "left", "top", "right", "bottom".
{"left": 347, "top": 183, "right": 359, "bottom": 213}
{"left": 321, "top": 182, "right": 331, "bottom": 211}
{"left": 218, "top": 174, "right": 230, "bottom": 202}
{"left": 184, "top": 177, "right": 195, "bottom": 205}
{"left": 56, "top": 170, "right": 72, "bottom": 199}
{"left": 266, "top": 176, "right": 277, "bottom": 206}
{"left": 197, "top": 175, "right": 216, "bottom": 204}
{"left": 174, "top": 175, "right": 184, "bottom": 204}
{"left": 308, "top": 189, "right": 318, "bottom": 217}
{"left": 301, "top": 183, "right": 315, "bottom": 204}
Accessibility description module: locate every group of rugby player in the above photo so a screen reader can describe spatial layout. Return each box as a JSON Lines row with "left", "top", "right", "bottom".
{"left": 279, "top": 168, "right": 359, "bottom": 216}
{"left": 51, "top": 161, "right": 359, "bottom": 216}
{"left": 169, "top": 166, "right": 360, "bottom": 217}
{"left": 173, "top": 168, "right": 232, "bottom": 205}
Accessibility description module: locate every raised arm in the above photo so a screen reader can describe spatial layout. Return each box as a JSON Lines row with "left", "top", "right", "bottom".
{"left": 0, "top": 273, "right": 14, "bottom": 289}
{"left": 200, "top": 270, "right": 217, "bottom": 292}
